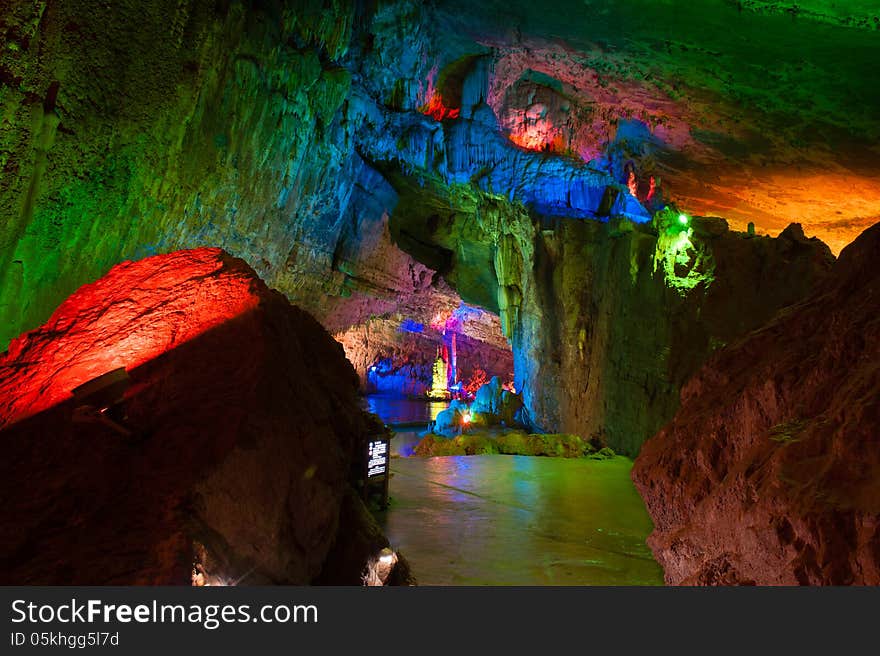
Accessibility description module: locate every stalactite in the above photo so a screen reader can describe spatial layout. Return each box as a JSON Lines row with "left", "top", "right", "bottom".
{"left": 494, "top": 233, "right": 524, "bottom": 340}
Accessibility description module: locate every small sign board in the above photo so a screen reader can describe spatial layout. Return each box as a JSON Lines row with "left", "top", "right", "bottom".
{"left": 364, "top": 435, "right": 391, "bottom": 507}
{"left": 367, "top": 437, "right": 389, "bottom": 478}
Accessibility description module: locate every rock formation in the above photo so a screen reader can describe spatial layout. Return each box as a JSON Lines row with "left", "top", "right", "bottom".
{"left": 333, "top": 293, "right": 514, "bottom": 395}
{"left": 0, "top": 0, "right": 872, "bottom": 456}
{"left": 2, "top": 0, "right": 876, "bottom": 344}
{"left": 433, "top": 0, "right": 880, "bottom": 253}
{"left": 386, "top": 172, "right": 833, "bottom": 454}
{"left": 0, "top": 247, "right": 411, "bottom": 585}
{"left": 1, "top": 0, "right": 878, "bottom": 586}
{"left": 632, "top": 223, "right": 880, "bottom": 585}
{"left": 1, "top": 0, "right": 361, "bottom": 347}
{"left": 471, "top": 376, "right": 524, "bottom": 426}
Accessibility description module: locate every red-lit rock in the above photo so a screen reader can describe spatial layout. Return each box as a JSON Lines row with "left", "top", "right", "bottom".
{"left": 0, "top": 248, "right": 263, "bottom": 427}
{"left": 632, "top": 223, "right": 880, "bottom": 585}
{"left": 420, "top": 92, "right": 461, "bottom": 121}
{"left": 0, "top": 248, "right": 410, "bottom": 584}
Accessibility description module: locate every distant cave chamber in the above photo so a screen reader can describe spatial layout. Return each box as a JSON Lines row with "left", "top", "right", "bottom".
{"left": 335, "top": 301, "right": 514, "bottom": 399}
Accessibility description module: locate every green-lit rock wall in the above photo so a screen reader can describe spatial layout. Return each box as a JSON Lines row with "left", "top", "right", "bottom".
{"left": 388, "top": 179, "right": 833, "bottom": 455}
{"left": 0, "top": 0, "right": 359, "bottom": 347}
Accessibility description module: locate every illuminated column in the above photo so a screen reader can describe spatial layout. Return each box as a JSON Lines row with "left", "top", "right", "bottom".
{"left": 429, "top": 347, "right": 448, "bottom": 399}
{"left": 449, "top": 331, "right": 457, "bottom": 389}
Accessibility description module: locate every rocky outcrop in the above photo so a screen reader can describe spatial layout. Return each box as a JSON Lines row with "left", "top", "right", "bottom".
{"left": 471, "top": 376, "right": 524, "bottom": 426}
{"left": 0, "top": 248, "right": 409, "bottom": 585}
{"left": 428, "top": 377, "right": 524, "bottom": 436}
{"left": 516, "top": 213, "right": 834, "bottom": 456}
{"left": 632, "top": 223, "right": 880, "bottom": 585}
{"left": 434, "top": 400, "right": 470, "bottom": 435}
{"left": 0, "top": 248, "right": 261, "bottom": 426}
{"left": 0, "top": 0, "right": 874, "bottom": 459}
{"left": 386, "top": 172, "right": 833, "bottom": 454}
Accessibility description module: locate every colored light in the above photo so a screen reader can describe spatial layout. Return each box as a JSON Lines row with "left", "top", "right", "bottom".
{"left": 399, "top": 318, "right": 425, "bottom": 334}
{"left": 420, "top": 93, "right": 460, "bottom": 121}
{"left": 462, "top": 412, "right": 472, "bottom": 424}
{"left": 627, "top": 170, "right": 638, "bottom": 197}
{"left": 0, "top": 248, "right": 262, "bottom": 428}
{"left": 678, "top": 213, "right": 689, "bottom": 225}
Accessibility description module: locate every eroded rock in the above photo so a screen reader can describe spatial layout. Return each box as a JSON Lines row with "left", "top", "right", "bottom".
{"left": 387, "top": 175, "right": 834, "bottom": 454}
{"left": 632, "top": 222, "right": 880, "bottom": 585}
{"left": 0, "top": 247, "right": 408, "bottom": 585}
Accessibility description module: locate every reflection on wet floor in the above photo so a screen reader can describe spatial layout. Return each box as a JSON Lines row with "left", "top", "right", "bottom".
{"left": 364, "top": 394, "right": 662, "bottom": 585}
{"left": 379, "top": 454, "right": 663, "bottom": 585}
{"left": 364, "top": 394, "right": 448, "bottom": 426}
{"left": 363, "top": 394, "right": 448, "bottom": 456}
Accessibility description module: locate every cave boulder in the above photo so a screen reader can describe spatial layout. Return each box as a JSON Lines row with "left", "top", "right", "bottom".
{"left": 472, "top": 376, "right": 504, "bottom": 415}
{"left": 0, "top": 247, "right": 407, "bottom": 585}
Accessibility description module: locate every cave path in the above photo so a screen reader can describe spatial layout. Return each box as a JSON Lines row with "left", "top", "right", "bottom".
{"left": 380, "top": 454, "right": 664, "bottom": 585}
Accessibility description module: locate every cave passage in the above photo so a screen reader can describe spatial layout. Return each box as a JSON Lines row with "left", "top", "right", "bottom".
{"left": 349, "top": 299, "right": 515, "bottom": 458}
{"left": 339, "top": 300, "right": 515, "bottom": 401}
{"left": 364, "top": 369, "right": 663, "bottom": 584}
{"left": 0, "top": 0, "right": 877, "bottom": 589}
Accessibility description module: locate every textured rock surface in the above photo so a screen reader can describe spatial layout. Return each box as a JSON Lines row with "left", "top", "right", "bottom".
{"left": 471, "top": 376, "right": 523, "bottom": 426}
{"left": 0, "top": 0, "right": 874, "bottom": 457}
{"left": 0, "top": 247, "right": 407, "bottom": 584}
{"left": 333, "top": 286, "right": 513, "bottom": 394}
{"left": 0, "top": 248, "right": 262, "bottom": 426}
{"left": 434, "top": 0, "right": 880, "bottom": 253}
{"left": 632, "top": 223, "right": 880, "bottom": 585}
{"left": 0, "top": 0, "right": 364, "bottom": 347}
{"left": 387, "top": 176, "right": 833, "bottom": 454}
{"left": 3, "top": 0, "right": 876, "bottom": 348}
{"left": 517, "top": 215, "right": 835, "bottom": 456}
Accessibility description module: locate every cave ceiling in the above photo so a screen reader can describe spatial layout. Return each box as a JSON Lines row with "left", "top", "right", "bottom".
{"left": 1, "top": 0, "right": 878, "bottom": 349}
{"left": 425, "top": 0, "right": 880, "bottom": 254}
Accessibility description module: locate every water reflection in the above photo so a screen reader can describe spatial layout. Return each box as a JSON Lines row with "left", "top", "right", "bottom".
{"left": 364, "top": 394, "right": 448, "bottom": 425}
{"left": 388, "top": 429, "right": 421, "bottom": 457}
{"left": 363, "top": 395, "right": 449, "bottom": 457}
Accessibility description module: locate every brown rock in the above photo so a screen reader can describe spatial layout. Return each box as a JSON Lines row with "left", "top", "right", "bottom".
{"left": 0, "top": 247, "right": 399, "bottom": 585}
{"left": 632, "top": 222, "right": 880, "bottom": 585}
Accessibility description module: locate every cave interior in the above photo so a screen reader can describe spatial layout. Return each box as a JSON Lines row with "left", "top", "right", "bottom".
{"left": 0, "top": 0, "right": 878, "bottom": 586}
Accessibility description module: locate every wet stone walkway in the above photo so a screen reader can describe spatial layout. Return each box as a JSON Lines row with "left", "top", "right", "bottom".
{"left": 379, "top": 454, "right": 663, "bottom": 585}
